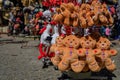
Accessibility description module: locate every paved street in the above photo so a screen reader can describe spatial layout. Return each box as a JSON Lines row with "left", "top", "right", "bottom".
{"left": 0, "top": 35, "right": 61, "bottom": 80}
{"left": 0, "top": 34, "right": 120, "bottom": 80}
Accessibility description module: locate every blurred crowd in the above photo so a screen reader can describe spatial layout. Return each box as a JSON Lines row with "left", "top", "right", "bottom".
{"left": 0, "top": 0, "right": 120, "bottom": 40}
{"left": 1, "top": 0, "right": 45, "bottom": 36}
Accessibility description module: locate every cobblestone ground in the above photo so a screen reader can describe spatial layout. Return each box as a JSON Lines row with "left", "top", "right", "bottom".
{"left": 0, "top": 34, "right": 120, "bottom": 80}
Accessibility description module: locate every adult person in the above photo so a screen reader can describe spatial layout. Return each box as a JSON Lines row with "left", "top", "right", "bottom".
{"left": 105, "top": 26, "right": 111, "bottom": 39}
{"left": 100, "top": 26, "right": 106, "bottom": 36}
{"left": 116, "top": 3, "right": 120, "bottom": 40}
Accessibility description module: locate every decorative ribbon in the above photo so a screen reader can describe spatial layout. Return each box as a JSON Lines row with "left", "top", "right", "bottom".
{"left": 86, "top": 48, "right": 89, "bottom": 56}
{"left": 102, "top": 49, "right": 105, "bottom": 61}
{"left": 86, "top": 48, "right": 89, "bottom": 61}
{"left": 70, "top": 47, "right": 72, "bottom": 56}
{"left": 38, "top": 43, "right": 54, "bottom": 60}
{"left": 38, "top": 43, "right": 46, "bottom": 60}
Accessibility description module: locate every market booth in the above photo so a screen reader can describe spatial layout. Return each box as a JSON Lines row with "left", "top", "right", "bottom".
{"left": 37, "top": 0, "right": 118, "bottom": 80}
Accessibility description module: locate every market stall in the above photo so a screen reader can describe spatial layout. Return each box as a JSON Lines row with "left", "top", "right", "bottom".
{"left": 38, "top": 0, "right": 118, "bottom": 79}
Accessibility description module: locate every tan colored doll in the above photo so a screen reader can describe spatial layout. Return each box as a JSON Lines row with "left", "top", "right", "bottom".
{"left": 71, "top": 11, "right": 79, "bottom": 27}
{"left": 53, "top": 13, "right": 64, "bottom": 24}
{"left": 50, "top": 36, "right": 65, "bottom": 66}
{"left": 102, "top": 3, "right": 114, "bottom": 26}
{"left": 98, "top": 14, "right": 108, "bottom": 26}
{"left": 96, "top": 37, "right": 117, "bottom": 71}
{"left": 77, "top": 36, "right": 101, "bottom": 72}
{"left": 86, "top": 12, "right": 94, "bottom": 27}
{"left": 61, "top": 7, "right": 71, "bottom": 26}
{"left": 78, "top": 10, "right": 87, "bottom": 28}
{"left": 58, "top": 35, "right": 85, "bottom": 73}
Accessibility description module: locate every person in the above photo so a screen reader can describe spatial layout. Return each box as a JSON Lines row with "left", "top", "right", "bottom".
{"left": 116, "top": 4, "right": 120, "bottom": 40}
{"left": 105, "top": 26, "right": 111, "bottom": 39}
{"left": 100, "top": 26, "right": 105, "bottom": 36}
{"left": 21, "top": 25, "right": 30, "bottom": 36}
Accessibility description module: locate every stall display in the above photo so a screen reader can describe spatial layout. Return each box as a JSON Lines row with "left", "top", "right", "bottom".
{"left": 53, "top": 1, "right": 114, "bottom": 27}
{"left": 38, "top": 0, "right": 118, "bottom": 79}
{"left": 50, "top": 0, "right": 117, "bottom": 70}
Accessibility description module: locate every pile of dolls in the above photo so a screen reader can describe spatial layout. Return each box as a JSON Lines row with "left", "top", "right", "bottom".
{"left": 49, "top": 0, "right": 118, "bottom": 73}
{"left": 50, "top": 34, "right": 117, "bottom": 73}
{"left": 53, "top": 0, "right": 114, "bottom": 28}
